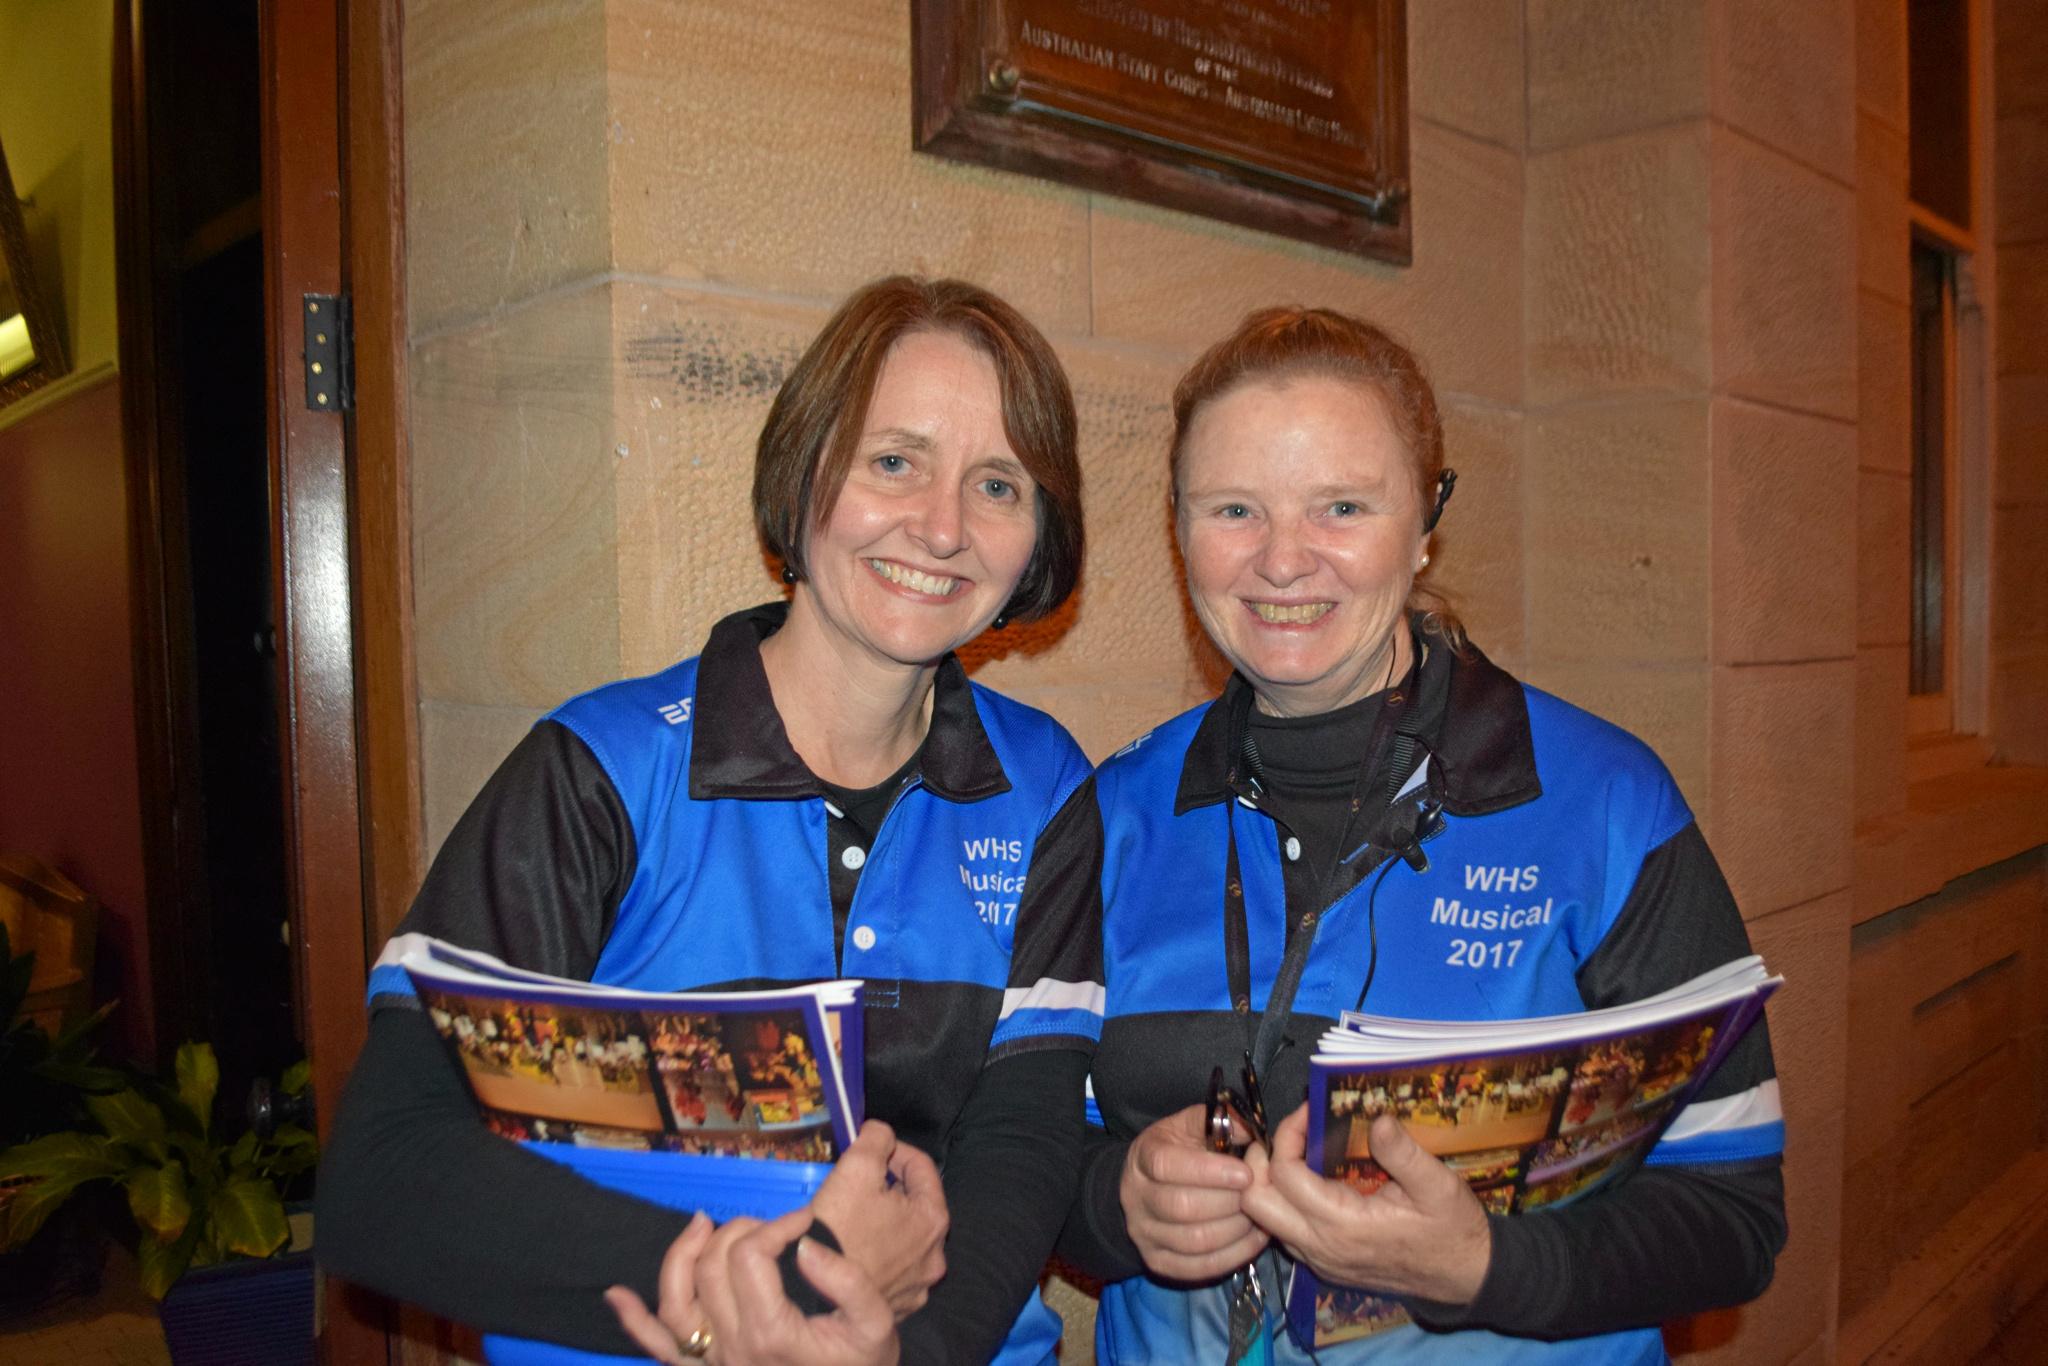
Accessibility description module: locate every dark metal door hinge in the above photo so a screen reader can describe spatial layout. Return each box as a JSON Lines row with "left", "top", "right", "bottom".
{"left": 303, "top": 293, "right": 354, "bottom": 412}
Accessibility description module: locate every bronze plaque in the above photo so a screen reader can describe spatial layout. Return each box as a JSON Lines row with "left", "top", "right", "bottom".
{"left": 914, "top": 0, "right": 1409, "bottom": 262}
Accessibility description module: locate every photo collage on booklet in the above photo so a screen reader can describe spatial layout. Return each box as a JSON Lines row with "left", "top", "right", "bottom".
{"left": 423, "top": 989, "right": 840, "bottom": 1162}
{"left": 1306, "top": 1014, "right": 1723, "bottom": 1345}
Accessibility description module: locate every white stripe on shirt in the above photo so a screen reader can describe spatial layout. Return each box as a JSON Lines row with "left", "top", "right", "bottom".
{"left": 1662, "top": 1078, "right": 1782, "bottom": 1141}
{"left": 998, "top": 978, "right": 1107, "bottom": 1021}
{"left": 372, "top": 931, "right": 436, "bottom": 973}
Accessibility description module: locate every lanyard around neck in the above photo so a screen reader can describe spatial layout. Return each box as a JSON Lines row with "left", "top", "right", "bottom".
{"left": 1221, "top": 694, "right": 1407, "bottom": 1074}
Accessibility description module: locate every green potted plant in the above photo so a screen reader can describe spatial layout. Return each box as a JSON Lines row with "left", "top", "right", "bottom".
{"left": 0, "top": 921, "right": 122, "bottom": 1316}
{"left": 0, "top": 1040, "right": 318, "bottom": 1362}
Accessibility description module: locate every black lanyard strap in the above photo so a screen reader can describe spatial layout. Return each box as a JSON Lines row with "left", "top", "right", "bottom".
{"left": 1219, "top": 650, "right": 1441, "bottom": 1076}
{"left": 1222, "top": 823, "right": 1253, "bottom": 1024}
{"left": 1222, "top": 796, "right": 1372, "bottom": 1076}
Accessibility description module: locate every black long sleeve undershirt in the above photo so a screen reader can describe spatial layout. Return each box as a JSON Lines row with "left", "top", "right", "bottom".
{"left": 1409, "top": 1160, "right": 1786, "bottom": 1337}
{"left": 1055, "top": 1126, "right": 1142, "bottom": 1282}
{"left": 899, "top": 1047, "right": 1089, "bottom": 1365}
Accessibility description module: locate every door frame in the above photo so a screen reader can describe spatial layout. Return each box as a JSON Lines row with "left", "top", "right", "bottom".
{"left": 261, "top": 0, "right": 421, "bottom": 1360}
{"left": 342, "top": 0, "right": 424, "bottom": 955}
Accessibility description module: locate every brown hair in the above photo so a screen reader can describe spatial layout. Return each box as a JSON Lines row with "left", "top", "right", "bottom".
{"left": 1169, "top": 305, "right": 1464, "bottom": 647}
{"left": 754, "top": 276, "right": 1083, "bottom": 623}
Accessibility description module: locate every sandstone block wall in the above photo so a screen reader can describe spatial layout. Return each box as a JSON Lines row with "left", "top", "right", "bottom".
{"left": 1528, "top": 5, "right": 1859, "bottom": 1359}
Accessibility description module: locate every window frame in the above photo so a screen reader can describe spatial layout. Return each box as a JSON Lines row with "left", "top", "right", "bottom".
{"left": 1904, "top": 0, "right": 1994, "bottom": 744}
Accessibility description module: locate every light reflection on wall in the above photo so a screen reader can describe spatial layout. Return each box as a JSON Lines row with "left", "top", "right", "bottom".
{"left": 0, "top": 310, "right": 35, "bottom": 379}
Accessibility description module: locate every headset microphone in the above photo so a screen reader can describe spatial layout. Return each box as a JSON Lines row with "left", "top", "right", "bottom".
{"left": 1424, "top": 469, "right": 1457, "bottom": 532}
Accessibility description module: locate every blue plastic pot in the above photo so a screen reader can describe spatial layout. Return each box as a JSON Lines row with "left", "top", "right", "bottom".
{"left": 158, "top": 1249, "right": 316, "bottom": 1366}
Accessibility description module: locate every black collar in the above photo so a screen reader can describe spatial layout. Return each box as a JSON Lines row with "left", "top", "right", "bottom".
{"left": 687, "top": 602, "right": 1011, "bottom": 804}
{"left": 1172, "top": 622, "right": 1541, "bottom": 818}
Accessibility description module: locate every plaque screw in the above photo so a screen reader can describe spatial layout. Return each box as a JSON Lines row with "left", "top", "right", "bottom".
{"left": 987, "top": 60, "right": 1020, "bottom": 95}
{"left": 1364, "top": 177, "right": 1411, "bottom": 223}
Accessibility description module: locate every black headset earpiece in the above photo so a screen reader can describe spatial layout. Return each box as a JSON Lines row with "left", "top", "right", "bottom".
{"left": 1424, "top": 468, "right": 1457, "bottom": 533}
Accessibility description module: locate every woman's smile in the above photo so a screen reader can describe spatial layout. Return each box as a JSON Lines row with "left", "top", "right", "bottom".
{"left": 1244, "top": 600, "right": 1336, "bottom": 626}
{"left": 864, "top": 557, "right": 965, "bottom": 598}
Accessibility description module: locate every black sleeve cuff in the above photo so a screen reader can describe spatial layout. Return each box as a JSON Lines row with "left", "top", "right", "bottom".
{"left": 1403, "top": 1159, "right": 1786, "bottom": 1338}
{"left": 1055, "top": 1127, "right": 1145, "bottom": 1282}
{"left": 1404, "top": 1211, "right": 1556, "bottom": 1333}
{"left": 775, "top": 1219, "right": 844, "bottom": 1316}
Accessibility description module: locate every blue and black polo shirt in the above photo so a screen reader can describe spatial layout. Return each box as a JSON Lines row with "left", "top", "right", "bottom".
{"left": 1051, "top": 632, "right": 1785, "bottom": 1364}
{"left": 356, "top": 602, "right": 1103, "bottom": 1364}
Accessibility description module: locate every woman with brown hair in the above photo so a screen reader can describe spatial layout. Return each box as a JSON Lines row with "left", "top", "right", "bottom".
{"left": 1047, "top": 307, "right": 1786, "bottom": 1363}
{"left": 319, "top": 276, "right": 1099, "bottom": 1365}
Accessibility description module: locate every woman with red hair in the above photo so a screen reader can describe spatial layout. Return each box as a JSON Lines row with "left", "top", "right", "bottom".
{"left": 1047, "top": 307, "right": 1787, "bottom": 1364}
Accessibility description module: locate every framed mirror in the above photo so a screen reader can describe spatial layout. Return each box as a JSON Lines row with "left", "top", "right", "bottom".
{"left": 0, "top": 133, "right": 70, "bottom": 411}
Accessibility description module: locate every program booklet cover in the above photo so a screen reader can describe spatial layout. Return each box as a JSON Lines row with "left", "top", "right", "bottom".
{"left": 1287, "top": 958, "right": 1780, "bottom": 1349}
{"left": 399, "top": 938, "right": 864, "bottom": 1163}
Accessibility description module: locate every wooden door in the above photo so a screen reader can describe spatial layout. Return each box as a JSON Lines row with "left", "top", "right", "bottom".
{"left": 114, "top": 0, "right": 414, "bottom": 1357}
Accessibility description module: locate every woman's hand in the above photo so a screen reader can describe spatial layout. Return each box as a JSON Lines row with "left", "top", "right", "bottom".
{"left": 604, "top": 1211, "right": 716, "bottom": 1364}
{"left": 1242, "top": 1108, "right": 1492, "bottom": 1305}
{"left": 1119, "top": 1104, "right": 1269, "bottom": 1282}
{"left": 601, "top": 1120, "right": 942, "bottom": 1360}
{"left": 810, "top": 1119, "right": 948, "bottom": 1320}
{"left": 692, "top": 1207, "right": 901, "bottom": 1366}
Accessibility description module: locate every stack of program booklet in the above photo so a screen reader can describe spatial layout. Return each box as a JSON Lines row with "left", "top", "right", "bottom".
{"left": 400, "top": 940, "right": 870, "bottom": 1365}
{"left": 1286, "top": 957, "right": 1781, "bottom": 1350}
{"left": 398, "top": 937, "right": 863, "bottom": 1218}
